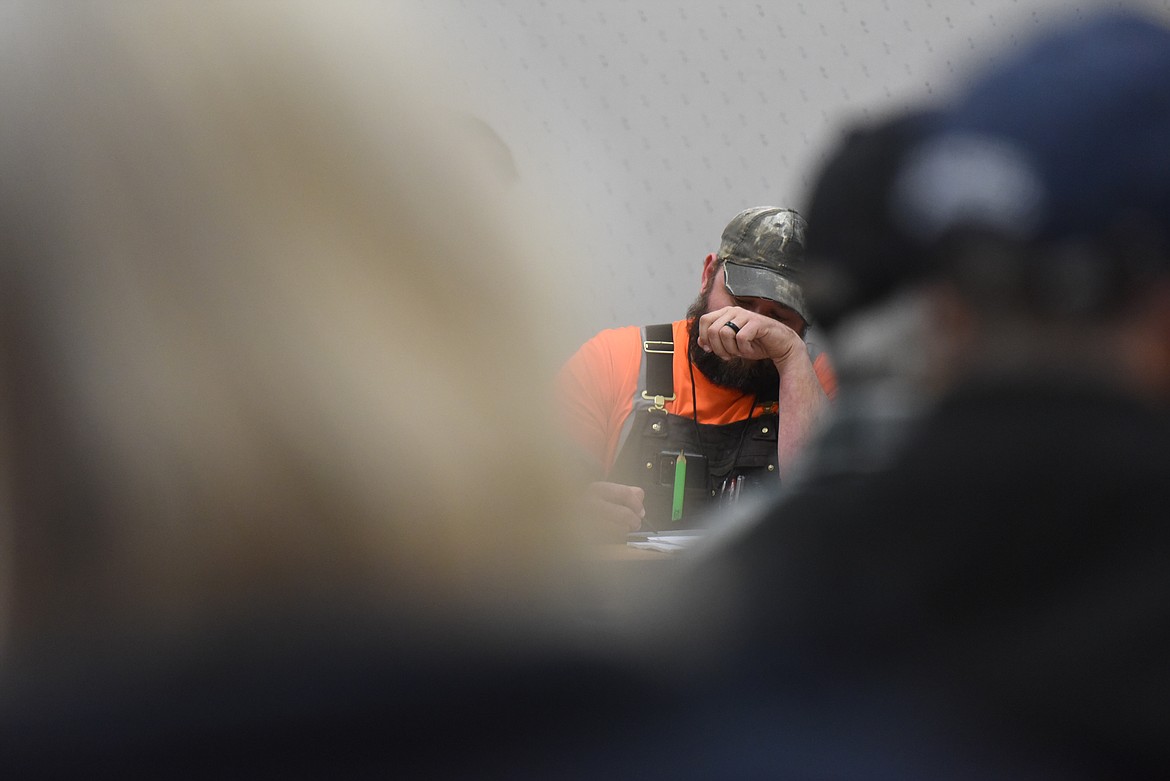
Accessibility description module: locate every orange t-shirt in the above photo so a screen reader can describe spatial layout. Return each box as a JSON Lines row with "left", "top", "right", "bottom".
{"left": 558, "top": 319, "right": 837, "bottom": 474}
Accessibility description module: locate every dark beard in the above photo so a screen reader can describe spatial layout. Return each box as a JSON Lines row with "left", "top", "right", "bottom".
{"left": 685, "top": 288, "right": 780, "bottom": 400}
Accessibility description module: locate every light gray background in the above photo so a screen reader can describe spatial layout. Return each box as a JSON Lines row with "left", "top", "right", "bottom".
{"left": 401, "top": 0, "right": 1170, "bottom": 349}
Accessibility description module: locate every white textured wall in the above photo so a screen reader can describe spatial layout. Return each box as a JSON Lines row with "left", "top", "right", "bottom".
{"left": 400, "top": 0, "right": 1170, "bottom": 348}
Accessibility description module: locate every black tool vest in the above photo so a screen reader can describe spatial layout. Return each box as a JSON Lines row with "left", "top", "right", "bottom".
{"left": 609, "top": 323, "right": 779, "bottom": 529}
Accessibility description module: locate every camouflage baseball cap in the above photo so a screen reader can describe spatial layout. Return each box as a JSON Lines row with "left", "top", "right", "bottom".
{"left": 717, "top": 206, "right": 811, "bottom": 322}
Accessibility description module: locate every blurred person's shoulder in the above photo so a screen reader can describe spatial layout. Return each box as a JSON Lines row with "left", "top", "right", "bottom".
{"left": 0, "top": 603, "right": 682, "bottom": 778}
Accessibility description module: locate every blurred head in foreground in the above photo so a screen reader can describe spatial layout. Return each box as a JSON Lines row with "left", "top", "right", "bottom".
{"left": 0, "top": 2, "right": 587, "bottom": 657}
{"left": 891, "top": 9, "right": 1170, "bottom": 399}
{"left": 800, "top": 9, "right": 1170, "bottom": 405}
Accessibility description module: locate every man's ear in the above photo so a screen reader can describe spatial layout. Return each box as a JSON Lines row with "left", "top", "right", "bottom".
{"left": 700, "top": 253, "right": 719, "bottom": 293}
{"left": 1123, "top": 278, "right": 1170, "bottom": 402}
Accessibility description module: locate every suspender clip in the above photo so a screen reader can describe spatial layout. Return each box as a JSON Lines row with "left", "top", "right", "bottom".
{"left": 640, "top": 391, "right": 674, "bottom": 411}
{"left": 642, "top": 340, "right": 673, "bottom": 354}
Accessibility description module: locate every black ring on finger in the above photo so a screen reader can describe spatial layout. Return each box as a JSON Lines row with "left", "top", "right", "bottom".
{"left": 724, "top": 321, "right": 741, "bottom": 334}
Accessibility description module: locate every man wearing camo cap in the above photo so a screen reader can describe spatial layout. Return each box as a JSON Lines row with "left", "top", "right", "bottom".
{"left": 559, "top": 207, "right": 836, "bottom": 537}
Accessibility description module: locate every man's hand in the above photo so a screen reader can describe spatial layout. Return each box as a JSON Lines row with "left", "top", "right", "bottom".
{"left": 579, "top": 481, "right": 646, "bottom": 540}
{"left": 697, "top": 305, "right": 804, "bottom": 368}
{"left": 697, "top": 303, "right": 830, "bottom": 475}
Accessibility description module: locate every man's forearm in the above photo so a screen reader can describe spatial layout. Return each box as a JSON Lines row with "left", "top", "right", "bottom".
{"left": 775, "top": 352, "right": 830, "bottom": 475}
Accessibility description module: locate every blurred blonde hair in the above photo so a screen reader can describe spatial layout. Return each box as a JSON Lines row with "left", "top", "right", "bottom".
{"left": 0, "top": 2, "right": 587, "bottom": 646}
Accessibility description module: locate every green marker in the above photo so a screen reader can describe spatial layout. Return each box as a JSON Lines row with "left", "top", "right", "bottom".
{"left": 671, "top": 452, "right": 687, "bottom": 522}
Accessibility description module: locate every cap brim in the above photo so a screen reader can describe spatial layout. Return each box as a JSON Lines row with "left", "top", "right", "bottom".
{"left": 723, "top": 260, "right": 810, "bottom": 323}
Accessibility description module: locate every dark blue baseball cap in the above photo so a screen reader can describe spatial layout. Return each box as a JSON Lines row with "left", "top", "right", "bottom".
{"left": 895, "top": 10, "right": 1170, "bottom": 256}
